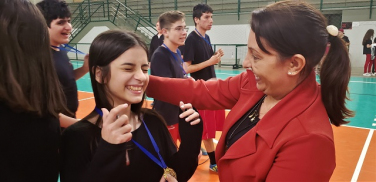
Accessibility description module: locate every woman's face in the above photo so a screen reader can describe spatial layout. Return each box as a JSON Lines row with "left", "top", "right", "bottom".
{"left": 103, "top": 46, "right": 149, "bottom": 106}
{"left": 243, "top": 30, "right": 292, "bottom": 98}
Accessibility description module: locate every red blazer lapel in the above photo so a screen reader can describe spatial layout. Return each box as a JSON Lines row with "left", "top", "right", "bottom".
{"left": 217, "top": 71, "right": 319, "bottom": 161}
{"left": 217, "top": 70, "right": 264, "bottom": 160}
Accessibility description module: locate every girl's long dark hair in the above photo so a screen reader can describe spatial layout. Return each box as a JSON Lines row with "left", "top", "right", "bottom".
{"left": 86, "top": 30, "right": 150, "bottom": 126}
{"left": 251, "top": 1, "right": 353, "bottom": 126}
{"left": 0, "top": 0, "right": 67, "bottom": 117}
{"left": 362, "top": 29, "right": 374, "bottom": 45}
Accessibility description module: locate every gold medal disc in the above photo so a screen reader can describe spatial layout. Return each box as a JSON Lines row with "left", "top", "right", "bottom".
{"left": 163, "top": 167, "right": 177, "bottom": 179}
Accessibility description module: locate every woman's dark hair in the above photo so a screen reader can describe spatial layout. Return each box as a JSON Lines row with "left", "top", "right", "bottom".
{"left": 192, "top": 4, "right": 213, "bottom": 26}
{"left": 36, "top": 0, "right": 71, "bottom": 27}
{"left": 251, "top": 0, "right": 353, "bottom": 126}
{"left": 362, "top": 29, "right": 374, "bottom": 45}
{"left": 86, "top": 30, "right": 149, "bottom": 126}
{"left": 0, "top": 0, "right": 67, "bottom": 117}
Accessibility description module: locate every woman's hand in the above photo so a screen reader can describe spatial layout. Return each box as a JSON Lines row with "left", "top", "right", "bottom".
{"left": 179, "top": 101, "right": 200, "bottom": 125}
{"left": 101, "top": 104, "right": 133, "bottom": 144}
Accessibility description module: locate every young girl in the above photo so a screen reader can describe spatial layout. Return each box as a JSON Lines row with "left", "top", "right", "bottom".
{"left": 60, "top": 30, "right": 203, "bottom": 182}
{"left": 362, "top": 29, "right": 374, "bottom": 76}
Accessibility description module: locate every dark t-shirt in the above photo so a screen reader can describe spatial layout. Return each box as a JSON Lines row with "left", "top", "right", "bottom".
{"left": 363, "top": 39, "right": 372, "bottom": 54}
{"left": 150, "top": 47, "right": 186, "bottom": 126}
{"left": 52, "top": 49, "right": 78, "bottom": 116}
{"left": 178, "top": 45, "right": 185, "bottom": 56}
{"left": 0, "top": 102, "right": 60, "bottom": 182}
{"left": 342, "top": 36, "right": 349, "bottom": 43}
{"left": 183, "top": 31, "right": 216, "bottom": 81}
{"left": 149, "top": 34, "right": 164, "bottom": 59}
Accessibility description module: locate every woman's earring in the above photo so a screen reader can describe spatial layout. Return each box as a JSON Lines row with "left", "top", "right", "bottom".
{"left": 288, "top": 72, "right": 292, "bottom": 75}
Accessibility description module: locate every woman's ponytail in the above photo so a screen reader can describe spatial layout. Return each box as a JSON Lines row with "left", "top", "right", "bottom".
{"left": 320, "top": 31, "right": 354, "bottom": 126}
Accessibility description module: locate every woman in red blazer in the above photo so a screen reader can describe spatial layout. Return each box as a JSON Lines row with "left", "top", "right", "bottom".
{"left": 147, "top": 1, "right": 353, "bottom": 181}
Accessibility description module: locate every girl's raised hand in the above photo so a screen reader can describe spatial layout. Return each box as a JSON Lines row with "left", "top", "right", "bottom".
{"left": 101, "top": 104, "right": 133, "bottom": 144}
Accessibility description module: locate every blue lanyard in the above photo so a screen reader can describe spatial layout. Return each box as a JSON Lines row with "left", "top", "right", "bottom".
{"left": 132, "top": 118, "right": 168, "bottom": 169}
{"left": 162, "top": 44, "right": 187, "bottom": 78}
{"left": 195, "top": 28, "right": 212, "bottom": 47}
{"left": 51, "top": 44, "right": 86, "bottom": 55}
{"left": 94, "top": 107, "right": 168, "bottom": 169}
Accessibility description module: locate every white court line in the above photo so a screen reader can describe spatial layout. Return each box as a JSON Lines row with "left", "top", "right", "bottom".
{"left": 351, "top": 129, "right": 374, "bottom": 182}
{"left": 78, "top": 97, "right": 94, "bottom": 101}
{"left": 216, "top": 72, "right": 239, "bottom": 74}
{"left": 349, "top": 80, "right": 376, "bottom": 84}
{"left": 78, "top": 90, "right": 93, "bottom": 93}
{"left": 315, "top": 78, "right": 376, "bottom": 84}
{"left": 343, "top": 125, "right": 376, "bottom": 130}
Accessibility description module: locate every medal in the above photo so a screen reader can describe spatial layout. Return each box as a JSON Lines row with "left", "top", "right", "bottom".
{"left": 95, "top": 108, "right": 176, "bottom": 180}
{"left": 163, "top": 167, "right": 177, "bottom": 179}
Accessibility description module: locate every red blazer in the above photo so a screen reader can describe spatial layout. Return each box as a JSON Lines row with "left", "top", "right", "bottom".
{"left": 147, "top": 70, "right": 335, "bottom": 181}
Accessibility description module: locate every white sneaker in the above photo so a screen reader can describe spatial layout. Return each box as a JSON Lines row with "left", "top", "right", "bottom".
{"left": 372, "top": 73, "right": 376, "bottom": 76}
{"left": 363, "top": 73, "right": 371, "bottom": 76}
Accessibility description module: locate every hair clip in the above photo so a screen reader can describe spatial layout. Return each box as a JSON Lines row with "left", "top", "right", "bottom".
{"left": 326, "top": 25, "right": 339, "bottom": 37}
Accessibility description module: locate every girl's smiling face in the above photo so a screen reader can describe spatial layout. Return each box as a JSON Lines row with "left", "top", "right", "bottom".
{"left": 98, "top": 46, "right": 149, "bottom": 106}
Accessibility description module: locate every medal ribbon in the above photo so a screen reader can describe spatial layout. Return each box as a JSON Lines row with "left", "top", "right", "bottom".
{"left": 132, "top": 118, "right": 168, "bottom": 169}
{"left": 195, "top": 28, "right": 212, "bottom": 47}
{"left": 94, "top": 107, "right": 168, "bottom": 169}
{"left": 162, "top": 43, "right": 187, "bottom": 78}
{"left": 51, "top": 44, "right": 86, "bottom": 55}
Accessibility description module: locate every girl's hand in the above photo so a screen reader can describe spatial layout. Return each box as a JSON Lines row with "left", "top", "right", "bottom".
{"left": 101, "top": 104, "right": 133, "bottom": 144}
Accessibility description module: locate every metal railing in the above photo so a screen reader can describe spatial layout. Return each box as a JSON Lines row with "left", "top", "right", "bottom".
{"left": 120, "top": 0, "right": 376, "bottom": 21}
{"left": 68, "top": 0, "right": 157, "bottom": 44}
{"left": 213, "top": 44, "right": 247, "bottom": 69}
{"left": 69, "top": 1, "right": 108, "bottom": 41}
{"left": 108, "top": 0, "right": 157, "bottom": 41}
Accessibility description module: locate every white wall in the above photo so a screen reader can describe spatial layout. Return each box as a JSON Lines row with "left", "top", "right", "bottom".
{"left": 79, "top": 26, "right": 110, "bottom": 43}
{"left": 73, "top": 19, "right": 373, "bottom": 69}
{"left": 69, "top": 23, "right": 250, "bottom": 63}
{"left": 186, "top": 24, "right": 250, "bottom": 64}
{"left": 343, "top": 21, "right": 376, "bottom": 68}
{"left": 68, "top": 26, "right": 110, "bottom": 59}
{"left": 342, "top": 9, "right": 376, "bottom": 68}
{"left": 70, "top": 21, "right": 372, "bottom": 69}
